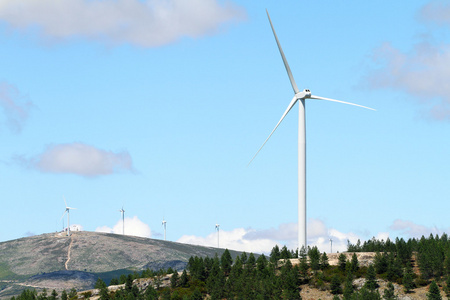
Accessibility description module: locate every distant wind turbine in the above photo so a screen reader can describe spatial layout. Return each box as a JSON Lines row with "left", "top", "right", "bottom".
{"left": 249, "top": 11, "right": 375, "bottom": 250}
{"left": 60, "top": 197, "right": 76, "bottom": 236}
{"left": 215, "top": 224, "right": 220, "bottom": 248}
{"left": 162, "top": 218, "right": 167, "bottom": 241}
{"left": 119, "top": 207, "right": 125, "bottom": 235}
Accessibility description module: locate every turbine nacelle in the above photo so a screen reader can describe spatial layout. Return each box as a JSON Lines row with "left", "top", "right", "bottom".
{"left": 295, "top": 89, "right": 311, "bottom": 100}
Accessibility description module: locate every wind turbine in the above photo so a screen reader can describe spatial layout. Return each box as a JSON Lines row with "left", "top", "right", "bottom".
{"left": 60, "top": 197, "right": 76, "bottom": 236}
{"left": 250, "top": 11, "right": 375, "bottom": 250}
{"left": 162, "top": 218, "right": 167, "bottom": 241}
{"left": 119, "top": 207, "right": 125, "bottom": 235}
{"left": 215, "top": 224, "right": 220, "bottom": 248}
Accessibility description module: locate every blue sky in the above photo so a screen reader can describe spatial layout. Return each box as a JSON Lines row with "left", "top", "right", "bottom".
{"left": 1, "top": 0, "right": 450, "bottom": 254}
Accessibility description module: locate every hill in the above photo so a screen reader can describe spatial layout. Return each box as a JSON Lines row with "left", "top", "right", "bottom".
{"left": 0, "top": 231, "right": 242, "bottom": 298}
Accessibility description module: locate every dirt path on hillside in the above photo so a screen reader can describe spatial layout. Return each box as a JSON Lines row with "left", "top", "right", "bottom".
{"left": 65, "top": 235, "right": 74, "bottom": 270}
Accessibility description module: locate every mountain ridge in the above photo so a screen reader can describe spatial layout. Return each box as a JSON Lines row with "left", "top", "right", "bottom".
{"left": 0, "top": 231, "right": 244, "bottom": 298}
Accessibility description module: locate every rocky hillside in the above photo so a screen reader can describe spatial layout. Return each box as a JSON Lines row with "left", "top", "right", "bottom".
{"left": 0, "top": 231, "right": 242, "bottom": 298}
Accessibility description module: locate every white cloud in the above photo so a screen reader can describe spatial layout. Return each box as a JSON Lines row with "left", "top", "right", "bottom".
{"left": 15, "top": 142, "right": 134, "bottom": 177}
{"left": 419, "top": 1, "right": 450, "bottom": 26}
{"left": 0, "top": 0, "right": 245, "bottom": 47}
{"left": 243, "top": 222, "right": 297, "bottom": 242}
{"left": 389, "top": 219, "right": 449, "bottom": 238}
{"left": 177, "top": 219, "right": 365, "bottom": 254}
{"left": 96, "top": 216, "right": 151, "bottom": 238}
{"left": 365, "top": 1, "right": 450, "bottom": 120}
{"left": 0, "top": 81, "right": 32, "bottom": 133}
{"left": 178, "top": 228, "right": 278, "bottom": 254}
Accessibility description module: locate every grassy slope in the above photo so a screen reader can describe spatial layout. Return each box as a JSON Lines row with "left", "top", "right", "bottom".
{"left": 0, "top": 231, "right": 243, "bottom": 280}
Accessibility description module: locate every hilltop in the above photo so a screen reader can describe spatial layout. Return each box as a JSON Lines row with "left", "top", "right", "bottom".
{"left": 0, "top": 231, "right": 242, "bottom": 298}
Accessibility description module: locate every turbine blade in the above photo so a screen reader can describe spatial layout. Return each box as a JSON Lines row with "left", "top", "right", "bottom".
{"left": 248, "top": 95, "right": 298, "bottom": 165}
{"left": 60, "top": 211, "right": 67, "bottom": 221}
{"left": 63, "top": 196, "right": 67, "bottom": 208}
{"left": 310, "top": 95, "right": 376, "bottom": 111}
{"left": 266, "top": 10, "right": 300, "bottom": 94}
{"left": 66, "top": 207, "right": 77, "bottom": 210}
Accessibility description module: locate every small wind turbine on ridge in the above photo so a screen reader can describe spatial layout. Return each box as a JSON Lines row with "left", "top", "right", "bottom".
{"left": 60, "top": 197, "right": 76, "bottom": 236}
{"left": 249, "top": 10, "right": 375, "bottom": 251}
{"left": 162, "top": 218, "right": 167, "bottom": 241}
{"left": 215, "top": 224, "right": 220, "bottom": 248}
{"left": 119, "top": 206, "right": 125, "bottom": 235}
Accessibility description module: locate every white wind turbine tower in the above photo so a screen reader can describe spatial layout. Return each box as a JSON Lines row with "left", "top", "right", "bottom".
{"left": 119, "top": 207, "right": 125, "bottom": 235}
{"left": 60, "top": 197, "right": 76, "bottom": 236}
{"left": 215, "top": 224, "right": 220, "bottom": 248}
{"left": 162, "top": 218, "right": 167, "bottom": 241}
{"left": 250, "top": 11, "right": 375, "bottom": 250}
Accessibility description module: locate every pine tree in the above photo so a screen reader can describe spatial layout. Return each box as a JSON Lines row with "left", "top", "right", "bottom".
{"left": 299, "top": 246, "right": 307, "bottom": 260}
{"left": 125, "top": 274, "right": 133, "bottom": 291}
{"left": 221, "top": 249, "right": 233, "bottom": 275}
{"left": 320, "top": 252, "right": 329, "bottom": 270}
{"left": 358, "top": 287, "right": 382, "bottom": 300}
{"left": 331, "top": 274, "right": 342, "bottom": 295}
{"left": 144, "top": 285, "right": 158, "bottom": 300}
{"left": 308, "top": 246, "right": 321, "bottom": 273}
{"left": 95, "top": 278, "right": 107, "bottom": 289}
{"left": 427, "top": 280, "right": 442, "bottom": 300}
{"left": 343, "top": 271, "right": 354, "bottom": 300}
{"left": 374, "top": 252, "right": 388, "bottom": 274}
{"left": 99, "top": 285, "right": 109, "bottom": 300}
{"left": 280, "top": 245, "right": 291, "bottom": 259}
{"left": 206, "top": 258, "right": 225, "bottom": 299}
{"left": 383, "top": 282, "right": 397, "bottom": 300}
{"left": 170, "top": 271, "right": 179, "bottom": 288}
{"left": 68, "top": 288, "right": 77, "bottom": 300}
{"left": 445, "top": 250, "right": 450, "bottom": 276}
{"left": 281, "top": 260, "right": 301, "bottom": 299}
{"left": 119, "top": 274, "right": 127, "bottom": 284}
{"left": 444, "top": 276, "right": 450, "bottom": 297}
{"left": 49, "top": 290, "right": 57, "bottom": 300}
{"left": 38, "top": 288, "right": 48, "bottom": 300}
{"left": 403, "top": 264, "right": 415, "bottom": 293}
{"left": 240, "top": 252, "right": 248, "bottom": 264}
{"left": 338, "top": 253, "right": 347, "bottom": 272}
{"left": 256, "top": 254, "right": 268, "bottom": 278}
{"left": 190, "top": 288, "right": 203, "bottom": 300}
{"left": 180, "top": 269, "right": 189, "bottom": 287}
{"left": 365, "top": 265, "right": 378, "bottom": 291}
{"left": 61, "top": 290, "right": 68, "bottom": 300}
{"left": 270, "top": 245, "right": 281, "bottom": 264}
{"left": 386, "top": 253, "right": 399, "bottom": 282}
{"left": 170, "top": 290, "right": 182, "bottom": 300}
{"left": 160, "top": 288, "right": 171, "bottom": 300}
{"left": 351, "top": 253, "right": 359, "bottom": 273}
{"left": 299, "top": 254, "right": 309, "bottom": 282}
{"left": 246, "top": 252, "right": 256, "bottom": 274}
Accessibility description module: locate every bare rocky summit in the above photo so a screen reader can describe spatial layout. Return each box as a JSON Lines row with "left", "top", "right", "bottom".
{"left": 0, "top": 231, "right": 241, "bottom": 298}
